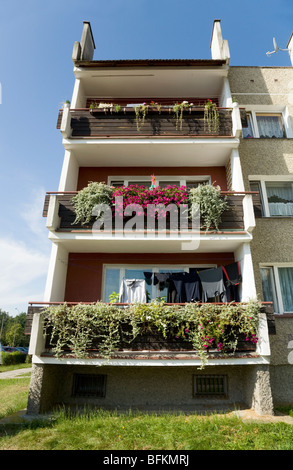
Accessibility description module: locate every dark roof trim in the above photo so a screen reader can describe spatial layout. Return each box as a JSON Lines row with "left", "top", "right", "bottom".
{"left": 73, "top": 58, "right": 227, "bottom": 68}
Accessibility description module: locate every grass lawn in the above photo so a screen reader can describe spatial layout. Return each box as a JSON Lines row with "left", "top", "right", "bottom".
{"left": 0, "top": 373, "right": 293, "bottom": 450}
{"left": 0, "top": 363, "right": 32, "bottom": 373}
{"left": 0, "top": 377, "right": 31, "bottom": 420}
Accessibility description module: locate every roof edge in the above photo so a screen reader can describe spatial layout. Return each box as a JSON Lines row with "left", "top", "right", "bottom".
{"left": 73, "top": 58, "right": 227, "bottom": 68}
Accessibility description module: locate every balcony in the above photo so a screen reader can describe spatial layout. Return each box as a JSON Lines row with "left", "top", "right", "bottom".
{"left": 26, "top": 301, "right": 274, "bottom": 366}
{"left": 44, "top": 190, "right": 258, "bottom": 233}
{"left": 57, "top": 105, "right": 233, "bottom": 139}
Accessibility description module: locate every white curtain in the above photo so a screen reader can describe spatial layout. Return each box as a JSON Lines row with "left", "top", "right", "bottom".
{"left": 257, "top": 115, "right": 283, "bottom": 138}
{"left": 266, "top": 183, "right": 293, "bottom": 216}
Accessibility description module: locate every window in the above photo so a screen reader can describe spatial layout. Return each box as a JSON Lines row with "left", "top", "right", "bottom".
{"left": 250, "top": 180, "right": 293, "bottom": 217}
{"left": 109, "top": 176, "right": 210, "bottom": 189}
{"left": 193, "top": 375, "right": 228, "bottom": 397}
{"left": 243, "top": 112, "right": 285, "bottom": 139}
{"left": 260, "top": 266, "right": 293, "bottom": 314}
{"left": 103, "top": 264, "right": 215, "bottom": 302}
{"left": 72, "top": 374, "right": 107, "bottom": 397}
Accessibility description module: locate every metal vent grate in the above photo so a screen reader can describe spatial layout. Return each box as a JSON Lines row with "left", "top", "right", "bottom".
{"left": 72, "top": 374, "right": 107, "bottom": 398}
{"left": 194, "top": 375, "right": 227, "bottom": 396}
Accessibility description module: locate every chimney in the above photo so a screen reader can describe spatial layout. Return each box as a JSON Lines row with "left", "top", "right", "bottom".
{"left": 72, "top": 21, "right": 96, "bottom": 62}
{"left": 210, "top": 19, "right": 230, "bottom": 64}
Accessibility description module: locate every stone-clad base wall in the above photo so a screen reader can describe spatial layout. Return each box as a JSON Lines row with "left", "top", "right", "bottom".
{"left": 26, "top": 363, "right": 274, "bottom": 416}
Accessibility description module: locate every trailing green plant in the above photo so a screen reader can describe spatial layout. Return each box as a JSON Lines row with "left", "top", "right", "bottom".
{"left": 89, "top": 102, "right": 122, "bottom": 113}
{"left": 150, "top": 101, "right": 162, "bottom": 113}
{"left": 189, "top": 183, "right": 229, "bottom": 231}
{"left": 204, "top": 99, "right": 220, "bottom": 134}
{"left": 109, "top": 291, "right": 120, "bottom": 303}
{"left": 71, "top": 182, "right": 114, "bottom": 225}
{"left": 173, "top": 101, "right": 193, "bottom": 130}
{"left": 43, "top": 300, "right": 261, "bottom": 368}
{"left": 134, "top": 103, "right": 149, "bottom": 131}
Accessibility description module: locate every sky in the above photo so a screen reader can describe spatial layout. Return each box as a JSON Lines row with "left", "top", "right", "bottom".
{"left": 0, "top": 0, "right": 292, "bottom": 316}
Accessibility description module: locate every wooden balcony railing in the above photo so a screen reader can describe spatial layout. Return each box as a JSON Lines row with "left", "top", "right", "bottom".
{"left": 25, "top": 302, "right": 275, "bottom": 356}
{"left": 43, "top": 191, "right": 260, "bottom": 233}
{"left": 57, "top": 106, "right": 233, "bottom": 138}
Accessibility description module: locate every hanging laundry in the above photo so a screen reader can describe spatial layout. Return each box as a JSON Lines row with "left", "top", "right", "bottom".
{"left": 154, "top": 272, "right": 178, "bottom": 302}
{"left": 169, "top": 271, "right": 201, "bottom": 303}
{"left": 198, "top": 267, "right": 227, "bottom": 302}
{"left": 154, "top": 272, "right": 171, "bottom": 289}
{"left": 119, "top": 279, "right": 147, "bottom": 303}
{"left": 143, "top": 272, "right": 153, "bottom": 286}
{"left": 222, "top": 262, "right": 242, "bottom": 302}
{"left": 222, "top": 262, "right": 242, "bottom": 286}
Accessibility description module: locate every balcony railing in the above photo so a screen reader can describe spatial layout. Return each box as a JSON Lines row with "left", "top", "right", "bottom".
{"left": 25, "top": 301, "right": 275, "bottom": 361}
{"left": 43, "top": 191, "right": 260, "bottom": 234}
{"left": 57, "top": 106, "right": 233, "bottom": 138}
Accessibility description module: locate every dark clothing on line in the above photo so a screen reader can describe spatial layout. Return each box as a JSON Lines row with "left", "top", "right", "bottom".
{"left": 170, "top": 271, "right": 201, "bottom": 303}
{"left": 198, "top": 267, "right": 227, "bottom": 302}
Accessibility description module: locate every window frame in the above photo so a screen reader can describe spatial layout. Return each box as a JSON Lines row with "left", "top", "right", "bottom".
{"left": 102, "top": 263, "right": 216, "bottom": 302}
{"left": 242, "top": 107, "right": 293, "bottom": 139}
{"left": 249, "top": 176, "right": 293, "bottom": 218}
{"left": 260, "top": 264, "right": 293, "bottom": 314}
{"left": 108, "top": 175, "right": 211, "bottom": 188}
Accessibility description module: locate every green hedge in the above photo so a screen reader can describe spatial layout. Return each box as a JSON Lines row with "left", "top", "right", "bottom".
{"left": 1, "top": 351, "right": 29, "bottom": 366}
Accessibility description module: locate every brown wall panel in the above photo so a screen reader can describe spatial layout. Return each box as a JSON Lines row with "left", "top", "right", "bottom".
{"left": 77, "top": 166, "right": 228, "bottom": 191}
{"left": 64, "top": 252, "right": 235, "bottom": 302}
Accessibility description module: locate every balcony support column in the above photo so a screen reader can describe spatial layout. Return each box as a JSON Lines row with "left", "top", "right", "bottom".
{"left": 229, "top": 149, "right": 245, "bottom": 192}
{"left": 43, "top": 244, "right": 68, "bottom": 303}
{"left": 246, "top": 365, "right": 274, "bottom": 416}
{"left": 235, "top": 242, "right": 257, "bottom": 301}
{"left": 58, "top": 150, "right": 79, "bottom": 192}
{"left": 26, "top": 363, "right": 45, "bottom": 415}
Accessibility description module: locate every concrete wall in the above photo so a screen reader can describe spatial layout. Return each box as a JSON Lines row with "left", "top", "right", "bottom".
{"left": 27, "top": 363, "right": 274, "bottom": 415}
{"left": 229, "top": 66, "right": 293, "bottom": 405}
{"left": 228, "top": 66, "right": 293, "bottom": 111}
{"left": 269, "top": 317, "right": 293, "bottom": 405}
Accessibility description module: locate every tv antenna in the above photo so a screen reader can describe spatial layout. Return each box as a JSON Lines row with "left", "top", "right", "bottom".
{"left": 266, "top": 37, "right": 288, "bottom": 56}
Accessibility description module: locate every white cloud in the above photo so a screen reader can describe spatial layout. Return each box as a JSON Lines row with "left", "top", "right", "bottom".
{"left": 21, "top": 186, "right": 48, "bottom": 244}
{"left": 0, "top": 186, "right": 53, "bottom": 315}
{"left": 0, "top": 238, "right": 49, "bottom": 312}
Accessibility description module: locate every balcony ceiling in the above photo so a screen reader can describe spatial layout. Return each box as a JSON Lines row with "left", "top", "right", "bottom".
{"left": 74, "top": 65, "right": 228, "bottom": 101}
{"left": 50, "top": 234, "right": 252, "bottom": 254}
{"left": 65, "top": 139, "right": 238, "bottom": 167}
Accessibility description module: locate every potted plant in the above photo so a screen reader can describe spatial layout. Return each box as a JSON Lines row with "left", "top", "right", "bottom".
{"left": 189, "top": 183, "right": 229, "bottom": 231}
{"left": 71, "top": 181, "right": 114, "bottom": 225}
{"left": 204, "top": 100, "right": 220, "bottom": 134}
{"left": 134, "top": 103, "right": 149, "bottom": 131}
{"left": 172, "top": 101, "right": 194, "bottom": 130}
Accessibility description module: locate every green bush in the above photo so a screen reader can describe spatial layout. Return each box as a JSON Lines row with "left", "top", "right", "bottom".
{"left": 1, "top": 351, "right": 28, "bottom": 366}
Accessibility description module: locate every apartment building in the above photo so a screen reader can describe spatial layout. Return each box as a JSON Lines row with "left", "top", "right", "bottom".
{"left": 25, "top": 20, "right": 292, "bottom": 415}
{"left": 228, "top": 40, "right": 293, "bottom": 406}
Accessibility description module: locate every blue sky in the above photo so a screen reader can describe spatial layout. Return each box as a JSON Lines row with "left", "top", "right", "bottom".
{"left": 0, "top": 0, "right": 292, "bottom": 316}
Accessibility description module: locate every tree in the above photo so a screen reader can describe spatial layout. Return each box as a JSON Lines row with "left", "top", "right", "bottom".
{"left": 0, "top": 309, "right": 29, "bottom": 347}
